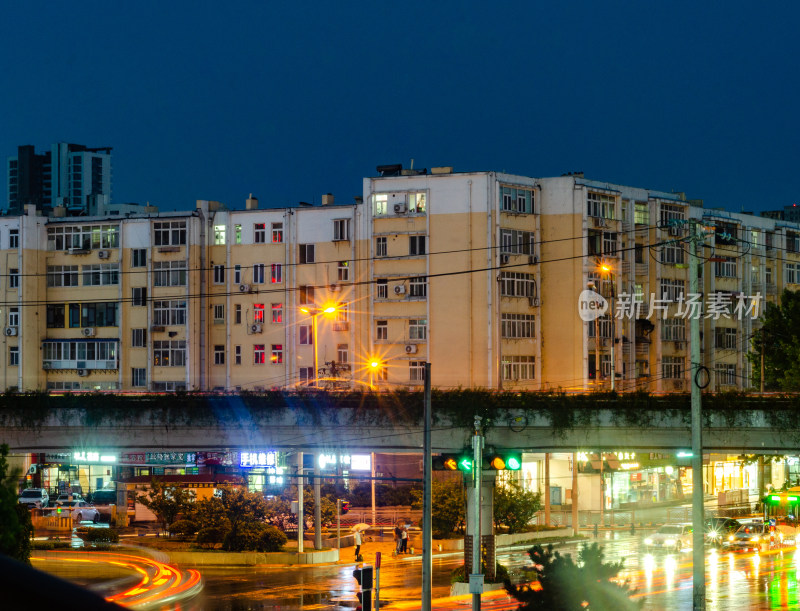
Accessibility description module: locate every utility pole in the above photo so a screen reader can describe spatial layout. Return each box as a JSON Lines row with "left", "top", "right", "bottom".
{"left": 472, "top": 415, "right": 484, "bottom": 611}
{"left": 689, "top": 219, "right": 705, "bottom": 611}
{"left": 422, "top": 363, "right": 432, "bottom": 611}
{"left": 314, "top": 455, "right": 322, "bottom": 550}
{"left": 298, "top": 452, "right": 304, "bottom": 554}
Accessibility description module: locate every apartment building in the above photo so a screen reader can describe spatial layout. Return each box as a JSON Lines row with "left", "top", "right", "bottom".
{"left": 0, "top": 169, "right": 795, "bottom": 393}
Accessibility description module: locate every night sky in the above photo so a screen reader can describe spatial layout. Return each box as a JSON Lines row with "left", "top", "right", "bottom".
{"left": 2, "top": 2, "right": 797, "bottom": 213}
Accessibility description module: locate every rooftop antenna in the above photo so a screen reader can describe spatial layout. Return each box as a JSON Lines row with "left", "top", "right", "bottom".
{"left": 410, "top": 158, "right": 415, "bottom": 170}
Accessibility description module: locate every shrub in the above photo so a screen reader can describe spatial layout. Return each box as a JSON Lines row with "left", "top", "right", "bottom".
{"left": 168, "top": 519, "right": 198, "bottom": 540}
{"left": 258, "top": 525, "right": 287, "bottom": 552}
{"left": 76, "top": 527, "right": 119, "bottom": 545}
{"left": 196, "top": 526, "right": 228, "bottom": 547}
{"left": 222, "top": 523, "right": 266, "bottom": 552}
{"left": 32, "top": 540, "right": 71, "bottom": 550}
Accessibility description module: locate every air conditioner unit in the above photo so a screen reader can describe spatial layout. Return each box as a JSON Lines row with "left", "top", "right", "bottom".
{"left": 405, "top": 344, "right": 418, "bottom": 354}
{"left": 393, "top": 203, "right": 407, "bottom": 214}
{"left": 500, "top": 254, "right": 510, "bottom": 265}
{"left": 82, "top": 327, "right": 96, "bottom": 337}
{"left": 4, "top": 327, "right": 17, "bottom": 336}
{"left": 239, "top": 284, "right": 251, "bottom": 293}
{"left": 528, "top": 255, "right": 538, "bottom": 265}
{"left": 77, "top": 369, "right": 89, "bottom": 377}
{"left": 250, "top": 323, "right": 262, "bottom": 334}
{"left": 394, "top": 285, "right": 406, "bottom": 295}
{"left": 329, "top": 284, "right": 340, "bottom": 292}
{"left": 528, "top": 297, "right": 539, "bottom": 307}
{"left": 669, "top": 225, "right": 682, "bottom": 237}
{"left": 98, "top": 250, "right": 110, "bottom": 259}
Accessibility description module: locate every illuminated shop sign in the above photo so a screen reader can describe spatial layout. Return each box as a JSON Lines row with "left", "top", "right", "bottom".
{"left": 240, "top": 451, "right": 277, "bottom": 468}
{"left": 73, "top": 451, "right": 117, "bottom": 463}
{"left": 318, "top": 454, "right": 371, "bottom": 471}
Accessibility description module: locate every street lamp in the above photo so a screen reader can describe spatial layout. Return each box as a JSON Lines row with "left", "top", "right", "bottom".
{"left": 368, "top": 359, "right": 382, "bottom": 389}
{"left": 599, "top": 261, "right": 616, "bottom": 392}
{"left": 299, "top": 304, "right": 338, "bottom": 387}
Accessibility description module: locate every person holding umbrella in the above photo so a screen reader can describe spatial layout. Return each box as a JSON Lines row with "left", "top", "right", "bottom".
{"left": 350, "top": 523, "right": 369, "bottom": 561}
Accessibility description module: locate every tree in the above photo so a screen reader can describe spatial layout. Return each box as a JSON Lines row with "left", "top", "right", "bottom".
{"left": 494, "top": 480, "right": 542, "bottom": 533}
{"left": 218, "top": 488, "right": 268, "bottom": 551}
{"left": 412, "top": 475, "right": 465, "bottom": 537}
{"left": 0, "top": 444, "right": 32, "bottom": 563}
{"left": 134, "top": 479, "right": 195, "bottom": 533}
{"left": 748, "top": 289, "right": 800, "bottom": 390}
{"left": 506, "top": 543, "right": 641, "bottom": 610}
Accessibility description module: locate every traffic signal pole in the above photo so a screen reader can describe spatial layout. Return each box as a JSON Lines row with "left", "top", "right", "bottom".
{"left": 472, "top": 415, "right": 484, "bottom": 611}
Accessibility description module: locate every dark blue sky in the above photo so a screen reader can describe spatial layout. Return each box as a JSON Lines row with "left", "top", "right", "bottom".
{"left": 2, "top": 2, "right": 797, "bottom": 212}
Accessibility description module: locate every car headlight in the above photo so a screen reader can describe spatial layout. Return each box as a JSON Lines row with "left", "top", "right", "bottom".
{"left": 664, "top": 539, "right": 676, "bottom": 547}
{"left": 709, "top": 531, "right": 719, "bottom": 539}
{"left": 750, "top": 536, "right": 759, "bottom": 542}
{"left": 728, "top": 535, "right": 735, "bottom": 541}
{"left": 644, "top": 538, "right": 653, "bottom": 545}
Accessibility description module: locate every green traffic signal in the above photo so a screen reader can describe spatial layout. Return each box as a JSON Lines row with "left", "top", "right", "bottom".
{"left": 458, "top": 456, "right": 474, "bottom": 472}
{"left": 486, "top": 452, "right": 522, "bottom": 470}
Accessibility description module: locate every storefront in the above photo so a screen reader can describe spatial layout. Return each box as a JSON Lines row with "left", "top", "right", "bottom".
{"left": 118, "top": 450, "right": 238, "bottom": 480}
{"left": 29, "top": 450, "right": 117, "bottom": 497}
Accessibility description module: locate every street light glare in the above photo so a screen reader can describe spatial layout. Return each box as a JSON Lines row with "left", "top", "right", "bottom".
{"left": 299, "top": 307, "right": 310, "bottom": 314}
{"left": 601, "top": 264, "right": 611, "bottom": 273}
{"left": 370, "top": 361, "right": 380, "bottom": 369}
{"left": 323, "top": 306, "right": 337, "bottom": 314}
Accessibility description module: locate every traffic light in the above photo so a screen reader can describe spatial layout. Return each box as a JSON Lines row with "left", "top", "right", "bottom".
{"left": 433, "top": 453, "right": 474, "bottom": 472}
{"left": 353, "top": 566, "right": 373, "bottom": 611}
{"left": 485, "top": 452, "right": 522, "bottom": 471}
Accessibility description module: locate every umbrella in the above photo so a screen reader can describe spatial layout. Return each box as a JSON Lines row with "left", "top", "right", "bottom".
{"left": 351, "top": 523, "right": 370, "bottom": 532}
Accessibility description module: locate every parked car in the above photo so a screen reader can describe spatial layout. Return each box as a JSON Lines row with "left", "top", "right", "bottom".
{"left": 723, "top": 522, "right": 774, "bottom": 552}
{"left": 643, "top": 524, "right": 693, "bottom": 551}
{"left": 55, "top": 493, "right": 85, "bottom": 506}
{"left": 87, "top": 489, "right": 117, "bottom": 505}
{"left": 18, "top": 488, "right": 49, "bottom": 509}
{"left": 59, "top": 500, "right": 101, "bottom": 523}
{"left": 705, "top": 517, "right": 741, "bottom": 545}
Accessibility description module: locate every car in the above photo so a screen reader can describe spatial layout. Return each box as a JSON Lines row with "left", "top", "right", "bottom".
{"left": 18, "top": 488, "right": 49, "bottom": 509}
{"left": 705, "top": 517, "right": 741, "bottom": 545}
{"left": 643, "top": 524, "right": 693, "bottom": 551}
{"left": 58, "top": 500, "right": 101, "bottom": 523}
{"left": 723, "top": 522, "right": 774, "bottom": 551}
{"left": 55, "top": 493, "right": 85, "bottom": 506}
{"left": 88, "top": 489, "right": 117, "bottom": 505}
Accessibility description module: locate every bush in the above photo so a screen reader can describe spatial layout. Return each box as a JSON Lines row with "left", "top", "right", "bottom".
{"left": 168, "top": 519, "right": 198, "bottom": 540}
{"left": 196, "top": 526, "right": 228, "bottom": 548}
{"left": 223, "top": 523, "right": 265, "bottom": 552}
{"left": 32, "top": 540, "right": 71, "bottom": 550}
{"left": 258, "top": 525, "right": 287, "bottom": 552}
{"left": 76, "top": 527, "right": 119, "bottom": 545}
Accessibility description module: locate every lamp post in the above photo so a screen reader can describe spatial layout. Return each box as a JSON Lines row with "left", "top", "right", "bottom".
{"left": 600, "top": 263, "right": 616, "bottom": 392}
{"left": 299, "top": 304, "right": 337, "bottom": 386}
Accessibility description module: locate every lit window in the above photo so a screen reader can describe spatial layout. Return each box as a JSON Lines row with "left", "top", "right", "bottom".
{"left": 254, "top": 304, "right": 265, "bottom": 323}
{"left": 271, "top": 223, "right": 283, "bottom": 243}
{"left": 272, "top": 303, "right": 283, "bottom": 323}
{"left": 254, "top": 224, "right": 266, "bottom": 243}
{"left": 271, "top": 344, "right": 283, "bottom": 364}
{"left": 271, "top": 264, "right": 282, "bottom": 283}
{"left": 254, "top": 344, "right": 265, "bottom": 364}
{"left": 214, "top": 225, "right": 226, "bottom": 245}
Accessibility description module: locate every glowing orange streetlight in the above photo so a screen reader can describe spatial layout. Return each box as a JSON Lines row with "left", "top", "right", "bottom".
{"left": 299, "top": 303, "right": 340, "bottom": 386}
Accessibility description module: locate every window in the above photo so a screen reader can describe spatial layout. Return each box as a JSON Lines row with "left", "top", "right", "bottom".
{"left": 635, "top": 244, "right": 644, "bottom": 264}
{"left": 214, "top": 345, "right": 225, "bottom": 365}
{"left": 660, "top": 203, "right": 686, "bottom": 227}
{"left": 152, "top": 300, "right": 187, "bottom": 326}
{"left": 661, "top": 242, "right": 685, "bottom": 265}
{"left": 587, "top": 192, "right": 616, "bottom": 219}
{"left": 9, "top": 308, "right": 18, "bottom": 327}
{"left": 48, "top": 224, "right": 120, "bottom": 250}
{"left": 82, "top": 263, "right": 120, "bottom": 286}
{"left": 213, "top": 304, "right": 225, "bottom": 322}
{"left": 271, "top": 344, "right": 283, "bottom": 364}
{"left": 377, "top": 279, "right": 388, "bottom": 299}
{"left": 131, "top": 368, "right": 146, "bottom": 388}
{"left": 766, "top": 267, "right": 773, "bottom": 284}
{"left": 131, "top": 328, "right": 147, "bottom": 347}
{"left": 213, "top": 265, "right": 225, "bottom": 284}
{"left": 234, "top": 345, "right": 242, "bottom": 365}
{"left": 499, "top": 272, "right": 537, "bottom": 298}
{"left": 253, "top": 264, "right": 265, "bottom": 284}
{"left": 253, "top": 344, "right": 265, "bottom": 364}
{"left": 233, "top": 304, "right": 241, "bottom": 324}
{"left": 9, "top": 229, "right": 18, "bottom": 249}
{"left": 587, "top": 314, "right": 611, "bottom": 339}
{"left": 270, "top": 263, "right": 282, "bottom": 283}
{"left": 214, "top": 225, "right": 226, "bottom": 245}
{"left": 715, "top": 257, "right": 737, "bottom": 278}
{"left": 132, "top": 248, "right": 146, "bottom": 268}
{"left": 333, "top": 219, "right": 350, "bottom": 241}
{"left": 374, "top": 194, "right": 388, "bottom": 216}
{"left": 69, "top": 302, "right": 118, "bottom": 327}
{"left": 46, "top": 305, "right": 65, "bottom": 328}
{"left": 9, "top": 346, "right": 18, "bottom": 367}
{"left": 409, "top": 192, "right": 426, "bottom": 213}
{"left": 151, "top": 381, "right": 187, "bottom": 392}
{"left": 153, "top": 221, "right": 186, "bottom": 246}
{"left": 634, "top": 203, "right": 649, "bottom": 225}
{"left": 409, "top": 276, "right": 427, "bottom": 298}
{"left": 153, "top": 340, "right": 186, "bottom": 367}
{"left": 271, "top": 223, "right": 283, "bottom": 243}
{"left": 254, "top": 223, "right": 266, "bottom": 243}
{"left": 376, "top": 236, "right": 388, "bottom": 257}
{"left": 9, "top": 269, "right": 18, "bottom": 289}
{"left": 336, "top": 304, "right": 348, "bottom": 322}
{"left": 661, "top": 318, "right": 686, "bottom": 341}
{"left": 299, "top": 286, "right": 315, "bottom": 305}
{"left": 338, "top": 261, "right": 350, "bottom": 281}
{"left": 299, "top": 244, "right": 315, "bottom": 264}
{"left": 271, "top": 303, "right": 283, "bottom": 323}
{"left": 602, "top": 232, "right": 618, "bottom": 256}
{"left": 409, "top": 319, "right": 427, "bottom": 340}
{"left": 500, "top": 186, "right": 535, "bottom": 214}
{"left": 254, "top": 304, "right": 265, "bottom": 323}
{"left": 153, "top": 261, "right": 187, "bottom": 286}
{"left": 501, "top": 313, "right": 535, "bottom": 338}
{"left": 235, "top": 224, "right": 242, "bottom": 244}
{"left": 659, "top": 279, "right": 685, "bottom": 302}
{"left": 47, "top": 265, "right": 79, "bottom": 287}
{"left": 716, "top": 364, "right": 737, "bottom": 386}
{"left": 409, "top": 361, "right": 426, "bottom": 381}
{"left": 299, "top": 367, "right": 314, "bottom": 384}
{"left": 500, "top": 229, "right": 536, "bottom": 255}
{"left": 714, "top": 327, "right": 737, "bottom": 350}
{"left": 337, "top": 344, "right": 348, "bottom": 364}
{"left": 502, "top": 356, "right": 535, "bottom": 380}
{"left": 715, "top": 222, "right": 737, "bottom": 246}
{"left": 132, "top": 287, "right": 147, "bottom": 307}
{"left": 787, "top": 232, "right": 800, "bottom": 254}
{"left": 42, "top": 340, "right": 118, "bottom": 369}
{"left": 234, "top": 265, "right": 241, "bottom": 284}
{"left": 409, "top": 235, "right": 426, "bottom": 256}
{"left": 662, "top": 356, "right": 683, "bottom": 379}
{"left": 299, "top": 325, "right": 313, "bottom": 345}
{"left": 376, "top": 320, "right": 388, "bottom": 340}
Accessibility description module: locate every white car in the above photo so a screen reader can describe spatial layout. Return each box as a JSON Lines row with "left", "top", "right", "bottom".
{"left": 643, "top": 524, "right": 693, "bottom": 551}
{"left": 60, "top": 500, "right": 101, "bottom": 523}
{"left": 55, "top": 493, "right": 85, "bottom": 506}
{"left": 18, "top": 488, "right": 49, "bottom": 509}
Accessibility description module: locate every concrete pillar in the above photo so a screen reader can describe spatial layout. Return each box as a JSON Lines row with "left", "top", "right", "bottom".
{"left": 464, "top": 472, "right": 496, "bottom": 579}
{"left": 544, "top": 453, "right": 551, "bottom": 526}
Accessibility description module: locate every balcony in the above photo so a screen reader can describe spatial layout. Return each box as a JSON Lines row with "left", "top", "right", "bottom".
{"left": 42, "top": 360, "right": 118, "bottom": 371}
